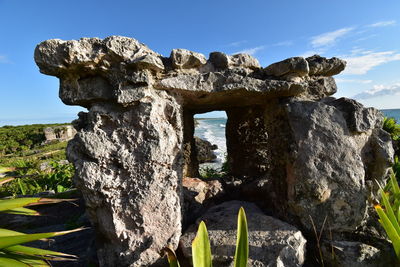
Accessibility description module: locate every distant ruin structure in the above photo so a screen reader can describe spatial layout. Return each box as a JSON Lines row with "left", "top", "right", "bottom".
{"left": 43, "top": 125, "right": 76, "bottom": 143}
{"left": 35, "top": 36, "right": 395, "bottom": 266}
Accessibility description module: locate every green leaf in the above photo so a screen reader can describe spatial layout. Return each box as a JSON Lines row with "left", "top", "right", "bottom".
{"left": 0, "top": 256, "right": 29, "bottom": 267}
{"left": 0, "top": 227, "right": 84, "bottom": 249}
{"left": 192, "top": 221, "right": 212, "bottom": 267}
{"left": 375, "top": 205, "right": 400, "bottom": 258}
{"left": 0, "top": 228, "right": 25, "bottom": 237}
{"left": 1, "top": 252, "right": 49, "bottom": 266}
{"left": 380, "top": 189, "right": 400, "bottom": 236}
{"left": 0, "top": 197, "right": 76, "bottom": 213}
{"left": 4, "top": 245, "right": 77, "bottom": 261}
{"left": 0, "top": 198, "right": 40, "bottom": 212}
{"left": 234, "top": 207, "right": 248, "bottom": 267}
{"left": 17, "top": 178, "right": 26, "bottom": 195}
{"left": 3, "top": 207, "right": 39, "bottom": 216}
{"left": 391, "top": 173, "right": 400, "bottom": 195}
{"left": 163, "top": 246, "right": 180, "bottom": 267}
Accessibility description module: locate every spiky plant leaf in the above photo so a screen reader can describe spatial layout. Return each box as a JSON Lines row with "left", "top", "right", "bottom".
{"left": 234, "top": 207, "right": 248, "bottom": 267}
{"left": 4, "top": 245, "right": 77, "bottom": 261}
{"left": 375, "top": 205, "right": 400, "bottom": 258}
{"left": 0, "top": 228, "right": 84, "bottom": 249}
{"left": 380, "top": 189, "right": 400, "bottom": 235}
{"left": 163, "top": 246, "right": 180, "bottom": 267}
{"left": 0, "top": 256, "right": 30, "bottom": 267}
{"left": 192, "top": 221, "right": 212, "bottom": 267}
{"left": 0, "top": 197, "right": 75, "bottom": 214}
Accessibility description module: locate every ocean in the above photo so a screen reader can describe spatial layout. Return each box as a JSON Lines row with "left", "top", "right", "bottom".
{"left": 194, "top": 109, "right": 400, "bottom": 169}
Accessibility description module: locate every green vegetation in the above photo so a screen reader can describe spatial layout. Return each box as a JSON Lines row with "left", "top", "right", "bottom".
{"left": 165, "top": 207, "right": 249, "bottom": 267}
{"left": 375, "top": 172, "right": 400, "bottom": 260}
{"left": 0, "top": 170, "right": 82, "bottom": 266}
{"left": 383, "top": 117, "right": 400, "bottom": 183}
{"left": 0, "top": 123, "right": 73, "bottom": 197}
{"left": 383, "top": 117, "right": 400, "bottom": 142}
{"left": 0, "top": 124, "right": 68, "bottom": 156}
{"left": 199, "top": 154, "right": 229, "bottom": 179}
{"left": 0, "top": 161, "right": 74, "bottom": 197}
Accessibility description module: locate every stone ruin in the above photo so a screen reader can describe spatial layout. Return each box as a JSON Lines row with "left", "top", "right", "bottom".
{"left": 35, "top": 36, "right": 395, "bottom": 266}
{"left": 43, "top": 125, "right": 76, "bottom": 143}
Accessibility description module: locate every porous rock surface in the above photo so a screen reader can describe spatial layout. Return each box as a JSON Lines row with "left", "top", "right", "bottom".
{"left": 180, "top": 201, "right": 307, "bottom": 266}
{"left": 35, "top": 35, "right": 395, "bottom": 266}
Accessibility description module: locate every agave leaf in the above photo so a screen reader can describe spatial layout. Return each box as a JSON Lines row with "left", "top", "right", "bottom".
{"left": 0, "top": 198, "right": 41, "bottom": 212}
{"left": 4, "top": 245, "right": 77, "bottom": 261}
{"left": 391, "top": 173, "right": 400, "bottom": 195}
{"left": 0, "top": 227, "right": 85, "bottom": 249}
{"left": 375, "top": 205, "right": 400, "bottom": 258}
{"left": 2, "top": 252, "right": 49, "bottom": 266}
{"left": 234, "top": 207, "right": 248, "bottom": 267}
{"left": 380, "top": 189, "right": 400, "bottom": 235}
{"left": 398, "top": 207, "right": 400, "bottom": 223}
{"left": 0, "top": 197, "right": 77, "bottom": 213}
{"left": 0, "top": 228, "right": 25, "bottom": 237}
{"left": 192, "top": 221, "right": 212, "bottom": 267}
{"left": 24, "top": 198, "right": 77, "bottom": 207}
{"left": 3, "top": 207, "right": 40, "bottom": 216}
{"left": 163, "top": 246, "right": 180, "bottom": 267}
{"left": 0, "top": 256, "right": 30, "bottom": 267}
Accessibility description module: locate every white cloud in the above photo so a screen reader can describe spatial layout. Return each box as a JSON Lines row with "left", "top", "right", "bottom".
{"left": 342, "top": 50, "right": 400, "bottom": 75}
{"left": 227, "top": 40, "right": 248, "bottom": 47}
{"left": 353, "top": 83, "right": 400, "bottom": 99}
{"left": 311, "top": 27, "right": 354, "bottom": 48}
{"left": 368, "top": 20, "right": 396, "bottom": 27}
{"left": 272, "top": 40, "right": 293, "bottom": 47}
{"left": 335, "top": 78, "right": 373, "bottom": 84}
{"left": 235, "top": 45, "right": 265, "bottom": 56}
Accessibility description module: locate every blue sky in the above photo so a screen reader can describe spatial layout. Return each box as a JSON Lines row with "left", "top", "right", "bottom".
{"left": 0, "top": 0, "right": 399, "bottom": 124}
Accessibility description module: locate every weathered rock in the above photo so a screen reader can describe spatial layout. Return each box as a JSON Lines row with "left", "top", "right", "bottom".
{"left": 229, "top": 53, "right": 261, "bottom": 70}
{"left": 182, "top": 177, "right": 224, "bottom": 227}
{"left": 321, "top": 240, "right": 397, "bottom": 267}
{"left": 285, "top": 98, "right": 393, "bottom": 232}
{"left": 209, "top": 51, "right": 230, "bottom": 69}
{"left": 331, "top": 97, "right": 383, "bottom": 133}
{"left": 208, "top": 52, "right": 260, "bottom": 70}
{"left": 264, "top": 57, "right": 309, "bottom": 77}
{"left": 194, "top": 136, "right": 217, "bottom": 163}
{"left": 66, "top": 89, "right": 183, "bottom": 266}
{"left": 183, "top": 177, "right": 223, "bottom": 204}
{"left": 306, "top": 55, "right": 346, "bottom": 76}
{"left": 300, "top": 76, "right": 337, "bottom": 99}
{"left": 180, "top": 201, "right": 307, "bottom": 266}
{"left": 170, "top": 48, "right": 207, "bottom": 69}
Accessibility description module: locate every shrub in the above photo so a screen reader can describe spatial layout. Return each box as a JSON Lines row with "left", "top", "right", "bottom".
{"left": 383, "top": 117, "right": 400, "bottom": 141}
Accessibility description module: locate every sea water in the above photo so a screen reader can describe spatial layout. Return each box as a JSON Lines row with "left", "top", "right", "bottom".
{"left": 382, "top": 109, "right": 400, "bottom": 123}
{"left": 194, "top": 109, "right": 400, "bottom": 169}
{"left": 194, "top": 118, "right": 227, "bottom": 169}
